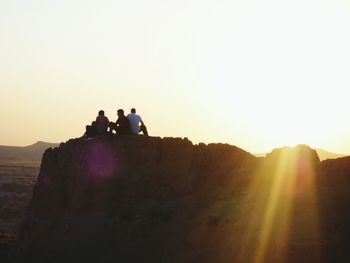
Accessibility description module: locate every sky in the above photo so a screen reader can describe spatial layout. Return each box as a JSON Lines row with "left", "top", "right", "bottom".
{"left": 1, "top": 0, "right": 350, "bottom": 154}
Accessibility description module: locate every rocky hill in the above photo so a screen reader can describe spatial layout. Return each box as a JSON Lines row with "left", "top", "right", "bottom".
{"left": 14, "top": 137, "right": 350, "bottom": 263}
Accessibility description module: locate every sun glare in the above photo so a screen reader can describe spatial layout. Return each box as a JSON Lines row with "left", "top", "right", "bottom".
{"left": 236, "top": 145, "right": 321, "bottom": 262}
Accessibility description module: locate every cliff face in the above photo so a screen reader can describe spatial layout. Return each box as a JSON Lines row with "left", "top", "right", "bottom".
{"left": 27, "top": 136, "right": 255, "bottom": 217}
{"left": 15, "top": 137, "right": 350, "bottom": 263}
{"left": 16, "top": 136, "right": 256, "bottom": 263}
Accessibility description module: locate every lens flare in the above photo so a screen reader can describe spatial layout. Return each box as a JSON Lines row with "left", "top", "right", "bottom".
{"left": 83, "top": 142, "right": 117, "bottom": 179}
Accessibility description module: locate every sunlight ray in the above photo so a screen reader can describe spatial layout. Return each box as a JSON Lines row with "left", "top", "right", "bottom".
{"left": 253, "top": 150, "right": 293, "bottom": 262}
{"left": 236, "top": 146, "right": 322, "bottom": 262}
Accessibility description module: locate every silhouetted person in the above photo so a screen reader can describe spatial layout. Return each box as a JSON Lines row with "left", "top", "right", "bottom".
{"left": 95, "top": 110, "right": 109, "bottom": 135}
{"left": 84, "top": 121, "right": 97, "bottom": 139}
{"left": 127, "top": 108, "right": 148, "bottom": 136}
{"left": 109, "top": 109, "right": 131, "bottom": 135}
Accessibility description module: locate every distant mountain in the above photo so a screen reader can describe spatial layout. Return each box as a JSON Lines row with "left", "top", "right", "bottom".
{"left": 254, "top": 148, "right": 347, "bottom": 161}
{"left": 0, "top": 141, "right": 59, "bottom": 165}
{"left": 254, "top": 152, "right": 267, "bottom": 158}
{"left": 315, "top": 148, "right": 346, "bottom": 161}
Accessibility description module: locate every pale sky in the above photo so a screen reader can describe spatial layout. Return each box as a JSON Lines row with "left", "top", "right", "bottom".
{"left": 1, "top": 0, "right": 350, "bottom": 154}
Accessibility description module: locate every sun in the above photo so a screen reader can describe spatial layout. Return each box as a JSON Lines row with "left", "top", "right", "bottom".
{"left": 232, "top": 90, "right": 332, "bottom": 152}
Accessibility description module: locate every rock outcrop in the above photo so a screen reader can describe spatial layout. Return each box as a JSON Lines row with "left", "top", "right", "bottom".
{"left": 15, "top": 137, "right": 350, "bottom": 263}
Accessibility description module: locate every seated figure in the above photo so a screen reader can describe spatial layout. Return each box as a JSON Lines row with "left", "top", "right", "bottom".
{"left": 127, "top": 108, "right": 148, "bottom": 136}
{"left": 84, "top": 121, "right": 97, "bottom": 139}
{"left": 109, "top": 109, "right": 131, "bottom": 135}
{"left": 95, "top": 110, "right": 109, "bottom": 135}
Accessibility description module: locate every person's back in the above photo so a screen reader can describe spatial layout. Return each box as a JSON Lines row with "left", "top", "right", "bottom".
{"left": 127, "top": 113, "right": 142, "bottom": 134}
{"left": 127, "top": 108, "right": 148, "bottom": 135}
{"left": 116, "top": 109, "right": 131, "bottom": 135}
{"left": 95, "top": 110, "right": 109, "bottom": 135}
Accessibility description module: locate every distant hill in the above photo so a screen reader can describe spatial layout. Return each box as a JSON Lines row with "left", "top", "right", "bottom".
{"left": 0, "top": 141, "right": 59, "bottom": 165}
{"left": 1, "top": 142, "right": 344, "bottom": 164}
{"left": 254, "top": 148, "right": 347, "bottom": 161}
{"left": 315, "top": 148, "right": 346, "bottom": 161}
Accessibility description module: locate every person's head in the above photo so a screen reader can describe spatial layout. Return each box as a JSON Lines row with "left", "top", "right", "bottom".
{"left": 98, "top": 110, "right": 104, "bottom": 116}
{"left": 131, "top": 108, "right": 136, "bottom": 113}
{"left": 117, "top": 109, "right": 124, "bottom": 117}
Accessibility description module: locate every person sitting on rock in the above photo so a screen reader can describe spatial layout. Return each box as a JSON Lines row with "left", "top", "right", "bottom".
{"left": 84, "top": 121, "right": 97, "bottom": 140}
{"left": 109, "top": 109, "right": 131, "bottom": 135}
{"left": 127, "top": 108, "right": 148, "bottom": 136}
{"left": 95, "top": 110, "right": 109, "bottom": 135}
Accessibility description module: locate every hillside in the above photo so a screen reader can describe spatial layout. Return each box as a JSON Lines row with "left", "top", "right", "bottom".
{"left": 14, "top": 137, "right": 350, "bottom": 263}
{"left": 0, "top": 141, "right": 59, "bottom": 165}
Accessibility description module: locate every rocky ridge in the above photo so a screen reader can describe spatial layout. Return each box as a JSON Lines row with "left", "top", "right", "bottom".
{"left": 14, "top": 136, "right": 350, "bottom": 263}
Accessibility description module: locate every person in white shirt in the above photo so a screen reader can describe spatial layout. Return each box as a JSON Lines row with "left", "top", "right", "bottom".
{"left": 127, "top": 108, "right": 148, "bottom": 136}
